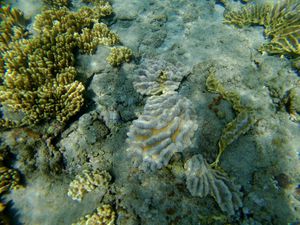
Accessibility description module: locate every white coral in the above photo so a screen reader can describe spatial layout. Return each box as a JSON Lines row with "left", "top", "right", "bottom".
{"left": 185, "top": 154, "right": 242, "bottom": 215}
{"left": 133, "top": 58, "right": 188, "bottom": 96}
{"left": 127, "top": 91, "right": 198, "bottom": 171}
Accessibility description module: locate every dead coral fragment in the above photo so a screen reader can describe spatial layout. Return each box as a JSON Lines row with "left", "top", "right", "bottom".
{"left": 67, "top": 169, "right": 111, "bottom": 201}
{"left": 185, "top": 154, "right": 242, "bottom": 215}
{"left": 72, "top": 204, "right": 116, "bottom": 225}
{"left": 127, "top": 92, "right": 198, "bottom": 171}
{"left": 133, "top": 58, "right": 188, "bottom": 96}
{"left": 107, "top": 47, "right": 133, "bottom": 67}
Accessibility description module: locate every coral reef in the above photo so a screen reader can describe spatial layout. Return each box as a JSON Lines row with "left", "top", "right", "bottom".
{"left": 184, "top": 154, "right": 242, "bottom": 215}
{"left": 72, "top": 204, "right": 116, "bottom": 225}
{"left": 223, "top": 0, "right": 300, "bottom": 70}
{"left": 127, "top": 91, "right": 198, "bottom": 170}
{"left": 107, "top": 47, "right": 133, "bottom": 66}
{"left": 133, "top": 58, "right": 188, "bottom": 96}
{"left": 283, "top": 86, "right": 300, "bottom": 121}
{"left": 67, "top": 169, "right": 111, "bottom": 201}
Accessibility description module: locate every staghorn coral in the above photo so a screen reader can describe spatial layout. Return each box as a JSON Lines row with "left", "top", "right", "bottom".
{"left": 107, "top": 46, "right": 133, "bottom": 67}
{"left": 127, "top": 91, "right": 198, "bottom": 171}
{"left": 133, "top": 58, "right": 188, "bottom": 96}
{"left": 72, "top": 204, "right": 116, "bottom": 225}
{"left": 184, "top": 154, "right": 242, "bottom": 215}
{"left": 224, "top": 0, "right": 300, "bottom": 63}
{"left": 67, "top": 169, "right": 111, "bottom": 201}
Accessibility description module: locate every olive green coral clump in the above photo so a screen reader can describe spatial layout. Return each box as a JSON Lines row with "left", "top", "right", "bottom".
{"left": 224, "top": 0, "right": 300, "bottom": 69}
{"left": 0, "top": 1, "right": 126, "bottom": 127}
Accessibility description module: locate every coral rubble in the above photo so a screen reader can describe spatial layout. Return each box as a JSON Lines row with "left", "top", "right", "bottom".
{"left": 185, "top": 154, "right": 242, "bottom": 215}
{"left": 67, "top": 169, "right": 111, "bottom": 201}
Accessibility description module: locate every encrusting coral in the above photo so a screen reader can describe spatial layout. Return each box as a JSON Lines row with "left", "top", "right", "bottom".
{"left": 72, "top": 204, "right": 116, "bottom": 225}
{"left": 224, "top": 0, "right": 300, "bottom": 71}
{"left": 185, "top": 154, "right": 242, "bottom": 215}
{"left": 0, "top": 1, "right": 131, "bottom": 127}
{"left": 67, "top": 169, "right": 111, "bottom": 201}
{"left": 127, "top": 59, "right": 197, "bottom": 171}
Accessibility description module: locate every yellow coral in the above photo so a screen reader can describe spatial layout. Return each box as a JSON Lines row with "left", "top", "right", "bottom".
{"left": 67, "top": 169, "right": 111, "bottom": 201}
{"left": 224, "top": 0, "right": 300, "bottom": 59}
{"left": 72, "top": 204, "right": 116, "bottom": 225}
{"left": 107, "top": 47, "right": 133, "bottom": 66}
{"left": 0, "top": 1, "right": 130, "bottom": 127}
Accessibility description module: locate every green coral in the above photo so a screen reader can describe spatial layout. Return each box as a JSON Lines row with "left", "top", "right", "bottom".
{"left": 0, "top": 1, "right": 130, "bottom": 127}
{"left": 224, "top": 0, "right": 300, "bottom": 71}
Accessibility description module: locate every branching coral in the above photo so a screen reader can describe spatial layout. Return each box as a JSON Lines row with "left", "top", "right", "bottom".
{"left": 224, "top": 0, "right": 300, "bottom": 69}
{"left": 185, "top": 154, "right": 242, "bottom": 215}
{"left": 67, "top": 169, "right": 111, "bottom": 201}
{"left": 72, "top": 204, "right": 116, "bottom": 225}
{"left": 107, "top": 47, "right": 133, "bottom": 66}
{"left": 0, "top": 1, "right": 130, "bottom": 127}
{"left": 42, "top": 0, "right": 71, "bottom": 8}
{"left": 0, "top": 151, "right": 21, "bottom": 195}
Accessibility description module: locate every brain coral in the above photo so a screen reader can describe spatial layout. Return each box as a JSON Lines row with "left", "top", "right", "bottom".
{"left": 133, "top": 58, "right": 188, "bottom": 96}
{"left": 127, "top": 91, "right": 198, "bottom": 171}
{"left": 185, "top": 154, "right": 242, "bottom": 215}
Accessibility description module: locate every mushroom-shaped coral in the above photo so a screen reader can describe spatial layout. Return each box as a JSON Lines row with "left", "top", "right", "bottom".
{"left": 184, "top": 154, "right": 242, "bottom": 215}
{"left": 127, "top": 91, "right": 198, "bottom": 171}
{"left": 133, "top": 58, "right": 188, "bottom": 96}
